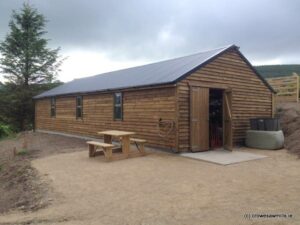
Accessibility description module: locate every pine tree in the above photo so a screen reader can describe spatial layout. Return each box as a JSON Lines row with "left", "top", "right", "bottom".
{"left": 0, "top": 3, "right": 63, "bottom": 85}
{"left": 0, "top": 3, "right": 63, "bottom": 130}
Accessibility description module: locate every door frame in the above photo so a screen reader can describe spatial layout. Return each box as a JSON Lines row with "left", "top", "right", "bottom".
{"left": 223, "top": 89, "right": 233, "bottom": 151}
{"left": 188, "top": 81, "right": 233, "bottom": 151}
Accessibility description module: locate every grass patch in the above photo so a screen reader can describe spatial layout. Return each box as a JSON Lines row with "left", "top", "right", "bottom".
{"left": 0, "top": 134, "right": 17, "bottom": 142}
{"left": 0, "top": 123, "right": 13, "bottom": 138}
{"left": 16, "top": 149, "right": 28, "bottom": 156}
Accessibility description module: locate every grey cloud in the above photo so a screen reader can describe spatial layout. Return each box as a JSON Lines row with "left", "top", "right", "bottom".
{"left": 0, "top": 0, "right": 300, "bottom": 63}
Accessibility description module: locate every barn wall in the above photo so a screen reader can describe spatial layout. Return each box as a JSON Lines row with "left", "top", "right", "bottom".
{"left": 177, "top": 49, "right": 273, "bottom": 151}
{"left": 35, "top": 87, "right": 177, "bottom": 150}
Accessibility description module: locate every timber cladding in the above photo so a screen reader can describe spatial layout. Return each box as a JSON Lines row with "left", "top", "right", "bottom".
{"left": 35, "top": 46, "right": 274, "bottom": 152}
{"left": 177, "top": 49, "right": 272, "bottom": 151}
{"left": 35, "top": 87, "right": 177, "bottom": 150}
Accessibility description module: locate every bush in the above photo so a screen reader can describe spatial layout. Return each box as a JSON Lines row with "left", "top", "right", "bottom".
{"left": 16, "top": 149, "right": 28, "bottom": 156}
{"left": 0, "top": 123, "right": 13, "bottom": 138}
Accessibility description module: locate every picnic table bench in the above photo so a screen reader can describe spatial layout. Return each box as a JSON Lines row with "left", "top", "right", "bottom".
{"left": 87, "top": 130, "right": 147, "bottom": 161}
{"left": 130, "top": 138, "right": 147, "bottom": 155}
{"left": 87, "top": 141, "right": 114, "bottom": 161}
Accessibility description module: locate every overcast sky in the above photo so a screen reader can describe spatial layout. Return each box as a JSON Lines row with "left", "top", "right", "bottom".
{"left": 0, "top": 0, "right": 299, "bottom": 82}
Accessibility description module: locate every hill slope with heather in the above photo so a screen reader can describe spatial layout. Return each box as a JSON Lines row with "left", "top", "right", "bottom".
{"left": 255, "top": 64, "right": 300, "bottom": 78}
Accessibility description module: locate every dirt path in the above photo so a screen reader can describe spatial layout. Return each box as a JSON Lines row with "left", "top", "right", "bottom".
{"left": 1, "top": 147, "right": 299, "bottom": 225}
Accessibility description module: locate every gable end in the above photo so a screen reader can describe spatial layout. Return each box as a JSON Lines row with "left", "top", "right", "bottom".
{"left": 173, "top": 46, "right": 275, "bottom": 93}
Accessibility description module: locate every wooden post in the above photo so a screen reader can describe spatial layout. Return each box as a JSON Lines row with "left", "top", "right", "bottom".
{"left": 106, "top": 147, "right": 113, "bottom": 161}
{"left": 89, "top": 144, "right": 95, "bottom": 157}
{"left": 122, "top": 136, "right": 130, "bottom": 157}
{"left": 139, "top": 144, "right": 146, "bottom": 155}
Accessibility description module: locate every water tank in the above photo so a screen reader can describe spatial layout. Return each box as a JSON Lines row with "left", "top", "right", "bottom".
{"left": 249, "top": 118, "right": 281, "bottom": 131}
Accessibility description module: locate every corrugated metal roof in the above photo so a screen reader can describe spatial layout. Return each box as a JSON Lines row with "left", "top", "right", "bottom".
{"left": 34, "top": 45, "right": 274, "bottom": 99}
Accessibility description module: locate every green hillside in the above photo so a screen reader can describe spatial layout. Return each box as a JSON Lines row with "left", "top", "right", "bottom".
{"left": 255, "top": 65, "right": 300, "bottom": 78}
{"left": 0, "top": 65, "right": 299, "bottom": 83}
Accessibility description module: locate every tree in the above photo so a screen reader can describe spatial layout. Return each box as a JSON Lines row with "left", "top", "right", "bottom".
{"left": 0, "top": 3, "right": 64, "bottom": 130}
{"left": 0, "top": 3, "right": 63, "bottom": 85}
{"left": 0, "top": 81, "right": 62, "bottom": 130}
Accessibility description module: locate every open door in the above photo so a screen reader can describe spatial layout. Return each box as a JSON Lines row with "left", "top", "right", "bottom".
{"left": 190, "top": 87, "right": 209, "bottom": 152}
{"left": 223, "top": 90, "right": 233, "bottom": 150}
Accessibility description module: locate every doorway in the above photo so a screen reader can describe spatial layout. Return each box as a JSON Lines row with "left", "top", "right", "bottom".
{"left": 209, "top": 89, "right": 223, "bottom": 149}
{"left": 190, "top": 86, "right": 232, "bottom": 152}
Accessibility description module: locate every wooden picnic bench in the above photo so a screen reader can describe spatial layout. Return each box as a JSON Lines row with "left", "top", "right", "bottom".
{"left": 87, "top": 141, "right": 115, "bottom": 161}
{"left": 130, "top": 138, "right": 147, "bottom": 155}
{"left": 98, "top": 130, "right": 135, "bottom": 157}
{"left": 87, "top": 130, "right": 147, "bottom": 161}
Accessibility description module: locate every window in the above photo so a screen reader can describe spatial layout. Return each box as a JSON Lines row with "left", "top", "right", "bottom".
{"left": 76, "top": 96, "right": 83, "bottom": 119}
{"left": 50, "top": 97, "right": 56, "bottom": 117}
{"left": 113, "top": 93, "right": 123, "bottom": 120}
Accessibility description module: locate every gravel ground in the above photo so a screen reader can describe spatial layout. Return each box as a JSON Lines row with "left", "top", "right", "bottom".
{"left": 0, "top": 132, "right": 87, "bottom": 214}
{"left": 0, "top": 138, "right": 299, "bottom": 225}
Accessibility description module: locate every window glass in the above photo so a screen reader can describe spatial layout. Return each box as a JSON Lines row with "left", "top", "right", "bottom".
{"left": 50, "top": 97, "right": 56, "bottom": 117}
{"left": 114, "top": 93, "right": 123, "bottom": 120}
{"left": 77, "top": 96, "right": 82, "bottom": 106}
{"left": 115, "top": 93, "right": 121, "bottom": 105}
{"left": 76, "top": 96, "right": 83, "bottom": 118}
{"left": 76, "top": 107, "right": 82, "bottom": 118}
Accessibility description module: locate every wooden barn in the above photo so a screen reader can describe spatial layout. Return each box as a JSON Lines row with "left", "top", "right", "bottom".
{"left": 34, "top": 45, "right": 275, "bottom": 152}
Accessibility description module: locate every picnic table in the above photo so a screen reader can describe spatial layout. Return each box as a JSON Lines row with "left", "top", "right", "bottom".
{"left": 87, "top": 130, "right": 147, "bottom": 161}
{"left": 97, "top": 130, "right": 135, "bottom": 157}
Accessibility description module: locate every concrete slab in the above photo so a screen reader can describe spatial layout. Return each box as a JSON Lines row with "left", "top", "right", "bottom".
{"left": 180, "top": 149, "right": 267, "bottom": 165}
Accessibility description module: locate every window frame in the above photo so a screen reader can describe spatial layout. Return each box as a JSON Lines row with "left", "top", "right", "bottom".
{"left": 113, "top": 92, "right": 123, "bottom": 120}
{"left": 50, "top": 97, "right": 56, "bottom": 117}
{"left": 76, "top": 96, "right": 83, "bottom": 119}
